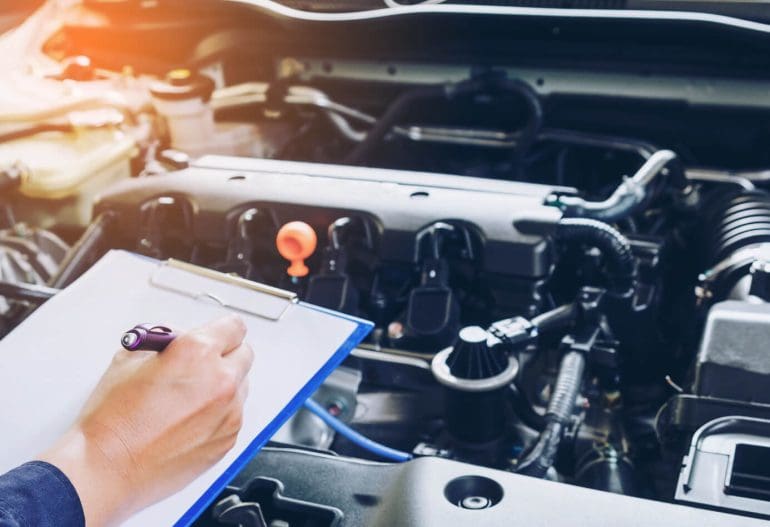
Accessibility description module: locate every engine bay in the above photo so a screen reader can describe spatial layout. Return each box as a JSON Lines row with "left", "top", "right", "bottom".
{"left": 5, "top": 1, "right": 770, "bottom": 525}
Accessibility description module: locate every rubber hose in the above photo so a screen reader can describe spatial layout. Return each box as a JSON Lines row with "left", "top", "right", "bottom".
{"left": 546, "top": 351, "right": 586, "bottom": 422}
{"left": 515, "top": 420, "right": 563, "bottom": 477}
{"left": 345, "top": 75, "right": 542, "bottom": 165}
{"left": 49, "top": 212, "right": 116, "bottom": 289}
{"left": 556, "top": 218, "right": 636, "bottom": 296}
{"left": 304, "top": 398, "right": 413, "bottom": 463}
{"left": 515, "top": 351, "right": 585, "bottom": 477}
{"left": 0, "top": 282, "right": 59, "bottom": 303}
{"left": 530, "top": 303, "right": 578, "bottom": 333}
{"left": 344, "top": 84, "right": 453, "bottom": 165}
{"left": 509, "top": 382, "right": 546, "bottom": 432}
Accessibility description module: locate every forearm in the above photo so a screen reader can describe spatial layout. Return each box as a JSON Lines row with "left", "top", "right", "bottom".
{"left": 0, "top": 461, "right": 84, "bottom": 527}
{"left": 39, "top": 426, "right": 136, "bottom": 527}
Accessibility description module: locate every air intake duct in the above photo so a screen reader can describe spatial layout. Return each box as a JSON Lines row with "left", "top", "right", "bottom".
{"left": 698, "top": 190, "right": 770, "bottom": 302}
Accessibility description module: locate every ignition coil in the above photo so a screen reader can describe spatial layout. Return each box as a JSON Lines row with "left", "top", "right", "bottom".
{"left": 389, "top": 222, "right": 473, "bottom": 350}
{"left": 216, "top": 208, "right": 267, "bottom": 280}
{"left": 305, "top": 217, "right": 372, "bottom": 314}
{"left": 136, "top": 196, "right": 194, "bottom": 260}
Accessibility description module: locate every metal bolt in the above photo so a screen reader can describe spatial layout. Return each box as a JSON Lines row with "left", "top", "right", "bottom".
{"left": 460, "top": 496, "right": 492, "bottom": 510}
{"left": 326, "top": 399, "right": 346, "bottom": 417}
{"left": 387, "top": 321, "right": 405, "bottom": 340}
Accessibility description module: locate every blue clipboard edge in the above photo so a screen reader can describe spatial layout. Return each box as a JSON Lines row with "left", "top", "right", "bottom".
{"left": 174, "top": 303, "right": 373, "bottom": 526}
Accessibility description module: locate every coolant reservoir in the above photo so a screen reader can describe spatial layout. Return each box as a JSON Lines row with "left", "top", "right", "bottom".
{"left": 150, "top": 69, "right": 263, "bottom": 158}
{"left": 0, "top": 126, "right": 136, "bottom": 229}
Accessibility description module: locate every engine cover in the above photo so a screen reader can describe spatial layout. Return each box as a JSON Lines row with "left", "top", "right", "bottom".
{"left": 95, "top": 156, "right": 566, "bottom": 279}
{"left": 192, "top": 446, "right": 763, "bottom": 527}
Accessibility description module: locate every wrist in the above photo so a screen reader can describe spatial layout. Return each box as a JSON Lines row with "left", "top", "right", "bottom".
{"left": 38, "top": 425, "right": 138, "bottom": 527}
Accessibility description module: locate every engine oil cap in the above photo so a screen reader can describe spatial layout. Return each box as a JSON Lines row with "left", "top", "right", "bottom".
{"left": 276, "top": 221, "right": 318, "bottom": 278}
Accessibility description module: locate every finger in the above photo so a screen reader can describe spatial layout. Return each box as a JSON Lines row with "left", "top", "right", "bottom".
{"left": 112, "top": 348, "right": 158, "bottom": 364}
{"left": 222, "top": 342, "right": 254, "bottom": 385}
{"left": 167, "top": 314, "right": 246, "bottom": 358}
{"left": 203, "top": 314, "right": 247, "bottom": 356}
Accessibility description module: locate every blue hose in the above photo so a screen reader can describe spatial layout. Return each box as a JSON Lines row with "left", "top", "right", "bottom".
{"left": 303, "top": 398, "right": 413, "bottom": 462}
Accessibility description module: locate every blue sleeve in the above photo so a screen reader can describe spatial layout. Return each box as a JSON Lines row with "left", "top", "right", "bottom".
{"left": 0, "top": 461, "right": 84, "bottom": 527}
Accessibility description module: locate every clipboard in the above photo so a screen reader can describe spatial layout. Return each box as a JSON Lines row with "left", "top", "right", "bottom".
{"left": 150, "top": 258, "right": 299, "bottom": 321}
{"left": 0, "top": 250, "right": 373, "bottom": 526}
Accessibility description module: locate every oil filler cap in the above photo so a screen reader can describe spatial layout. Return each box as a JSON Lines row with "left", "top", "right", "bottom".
{"left": 276, "top": 221, "right": 318, "bottom": 278}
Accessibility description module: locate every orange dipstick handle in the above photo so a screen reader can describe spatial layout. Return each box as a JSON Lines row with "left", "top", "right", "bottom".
{"left": 276, "top": 221, "right": 318, "bottom": 277}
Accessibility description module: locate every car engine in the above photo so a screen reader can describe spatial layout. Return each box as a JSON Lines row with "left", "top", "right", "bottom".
{"left": 4, "top": 1, "right": 770, "bottom": 525}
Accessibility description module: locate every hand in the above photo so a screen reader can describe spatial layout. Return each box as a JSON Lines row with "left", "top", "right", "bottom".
{"left": 39, "top": 314, "right": 254, "bottom": 526}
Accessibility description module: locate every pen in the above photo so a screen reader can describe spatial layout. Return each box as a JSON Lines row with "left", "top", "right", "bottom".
{"left": 121, "top": 324, "right": 177, "bottom": 352}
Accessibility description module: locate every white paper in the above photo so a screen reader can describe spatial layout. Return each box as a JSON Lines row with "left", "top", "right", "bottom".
{"left": 0, "top": 250, "right": 370, "bottom": 526}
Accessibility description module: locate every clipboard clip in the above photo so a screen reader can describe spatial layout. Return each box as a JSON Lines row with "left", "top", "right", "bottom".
{"left": 150, "top": 258, "right": 298, "bottom": 321}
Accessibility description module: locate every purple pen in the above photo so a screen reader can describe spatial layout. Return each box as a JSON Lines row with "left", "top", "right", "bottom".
{"left": 121, "top": 324, "right": 177, "bottom": 352}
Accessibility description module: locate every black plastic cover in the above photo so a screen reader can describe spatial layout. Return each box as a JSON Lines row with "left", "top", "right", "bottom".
{"left": 676, "top": 416, "right": 770, "bottom": 518}
{"left": 194, "top": 446, "right": 764, "bottom": 526}
{"left": 695, "top": 301, "right": 770, "bottom": 404}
